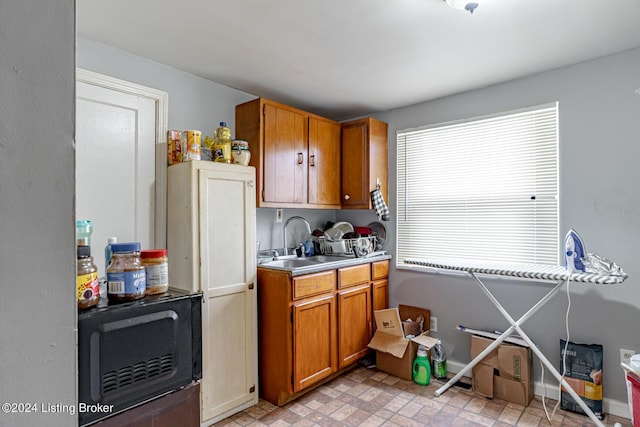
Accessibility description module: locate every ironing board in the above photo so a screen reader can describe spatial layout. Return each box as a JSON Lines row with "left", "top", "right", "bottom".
{"left": 404, "top": 257, "right": 627, "bottom": 427}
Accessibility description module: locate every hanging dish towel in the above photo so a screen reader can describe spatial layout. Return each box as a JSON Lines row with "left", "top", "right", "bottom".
{"left": 370, "top": 188, "right": 390, "bottom": 221}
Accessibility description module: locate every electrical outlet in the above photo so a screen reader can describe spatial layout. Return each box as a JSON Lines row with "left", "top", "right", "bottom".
{"left": 275, "top": 209, "right": 283, "bottom": 223}
{"left": 621, "top": 348, "right": 636, "bottom": 365}
{"left": 430, "top": 316, "right": 438, "bottom": 333}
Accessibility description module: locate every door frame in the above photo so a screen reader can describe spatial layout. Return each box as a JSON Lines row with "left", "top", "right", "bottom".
{"left": 76, "top": 68, "right": 169, "bottom": 247}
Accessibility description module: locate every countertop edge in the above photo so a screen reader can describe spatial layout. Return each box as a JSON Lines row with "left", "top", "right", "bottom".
{"left": 258, "top": 254, "right": 392, "bottom": 276}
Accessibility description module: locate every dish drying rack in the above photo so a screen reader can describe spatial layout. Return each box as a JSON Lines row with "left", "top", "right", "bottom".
{"left": 314, "top": 235, "right": 377, "bottom": 256}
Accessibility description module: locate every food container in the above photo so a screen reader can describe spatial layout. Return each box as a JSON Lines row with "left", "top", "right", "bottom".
{"left": 141, "top": 249, "right": 169, "bottom": 295}
{"left": 107, "top": 242, "right": 146, "bottom": 302}
{"left": 77, "top": 245, "right": 99, "bottom": 310}
{"left": 183, "top": 130, "right": 201, "bottom": 161}
{"left": 232, "top": 139, "right": 251, "bottom": 166}
{"left": 167, "top": 130, "right": 183, "bottom": 165}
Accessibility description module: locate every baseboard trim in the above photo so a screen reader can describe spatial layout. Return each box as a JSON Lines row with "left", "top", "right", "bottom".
{"left": 447, "top": 360, "right": 631, "bottom": 419}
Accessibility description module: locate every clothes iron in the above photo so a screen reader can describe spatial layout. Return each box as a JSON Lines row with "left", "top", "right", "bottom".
{"left": 564, "top": 229, "right": 586, "bottom": 272}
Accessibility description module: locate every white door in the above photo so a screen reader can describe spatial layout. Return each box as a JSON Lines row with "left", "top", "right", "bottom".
{"left": 75, "top": 69, "right": 168, "bottom": 277}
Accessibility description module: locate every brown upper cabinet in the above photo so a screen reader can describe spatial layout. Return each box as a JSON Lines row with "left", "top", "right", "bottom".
{"left": 340, "top": 117, "right": 388, "bottom": 209}
{"left": 235, "top": 98, "right": 341, "bottom": 208}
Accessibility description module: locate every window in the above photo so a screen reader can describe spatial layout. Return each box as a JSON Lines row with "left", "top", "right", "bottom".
{"left": 396, "top": 103, "right": 558, "bottom": 266}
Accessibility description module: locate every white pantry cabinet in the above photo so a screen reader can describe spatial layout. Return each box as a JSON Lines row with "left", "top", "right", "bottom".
{"left": 167, "top": 161, "right": 258, "bottom": 425}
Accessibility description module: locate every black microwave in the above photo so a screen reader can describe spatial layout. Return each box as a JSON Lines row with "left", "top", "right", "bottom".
{"left": 77, "top": 288, "right": 202, "bottom": 426}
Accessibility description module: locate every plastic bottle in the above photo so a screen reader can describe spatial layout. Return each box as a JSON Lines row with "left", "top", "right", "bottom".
{"left": 76, "top": 219, "right": 93, "bottom": 246}
{"left": 431, "top": 340, "right": 448, "bottom": 380}
{"left": 213, "top": 122, "right": 232, "bottom": 163}
{"left": 412, "top": 345, "right": 431, "bottom": 385}
{"left": 104, "top": 237, "right": 117, "bottom": 275}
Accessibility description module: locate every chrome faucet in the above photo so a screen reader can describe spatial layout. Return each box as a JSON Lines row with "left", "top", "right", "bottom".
{"left": 283, "top": 216, "right": 311, "bottom": 256}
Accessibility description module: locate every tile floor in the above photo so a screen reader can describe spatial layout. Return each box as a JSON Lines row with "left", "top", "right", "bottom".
{"left": 216, "top": 366, "right": 631, "bottom": 426}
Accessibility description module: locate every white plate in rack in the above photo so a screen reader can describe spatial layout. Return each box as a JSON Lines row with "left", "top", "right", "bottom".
{"left": 332, "top": 221, "right": 354, "bottom": 234}
{"left": 326, "top": 222, "right": 354, "bottom": 240}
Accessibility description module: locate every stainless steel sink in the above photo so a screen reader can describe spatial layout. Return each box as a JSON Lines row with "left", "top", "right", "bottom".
{"left": 259, "top": 255, "right": 351, "bottom": 270}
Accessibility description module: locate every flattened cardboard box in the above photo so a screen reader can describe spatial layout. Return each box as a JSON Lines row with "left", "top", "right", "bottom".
{"left": 368, "top": 305, "right": 436, "bottom": 381}
{"left": 470, "top": 335, "right": 534, "bottom": 406}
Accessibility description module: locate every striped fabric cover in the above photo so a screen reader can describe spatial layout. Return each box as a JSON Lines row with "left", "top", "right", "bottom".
{"left": 404, "top": 258, "right": 627, "bottom": 285}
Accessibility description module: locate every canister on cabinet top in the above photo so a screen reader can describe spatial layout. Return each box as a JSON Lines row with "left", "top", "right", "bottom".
{"left": 183, "top": 130, "right": 201, "bottom": 161}
{"left": 232, "top": 139, "right": 251, "bottom": 166}
{"left": 141, "top": 249, "right": 169, "bottom": 295}
{"left": 167, "top": 130, "right": 183, "bottom": 165}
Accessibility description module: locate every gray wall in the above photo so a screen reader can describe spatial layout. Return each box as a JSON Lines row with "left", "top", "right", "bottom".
{"left": 375, "top": 48, "right": 640, "bottom": 404}
{"left": 0, "top": 1, "right": 77, "bottom": 426}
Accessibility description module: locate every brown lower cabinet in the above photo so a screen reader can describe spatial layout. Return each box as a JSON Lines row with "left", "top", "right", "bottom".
{"left": 258, "top": 259, "right": 389, "bottom": 405}
{"left": 93, "top": 383, "right": 200, "bottom": 427}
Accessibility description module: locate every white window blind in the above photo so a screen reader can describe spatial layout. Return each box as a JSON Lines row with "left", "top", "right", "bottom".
{"left": 397, "top": 104, "right": 558, "bottom": 266}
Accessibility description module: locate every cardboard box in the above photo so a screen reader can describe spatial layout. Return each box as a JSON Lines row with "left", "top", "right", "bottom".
{"left": 470, "top": 335, "right": 534, "bottom": 406}
{"left": 368, "top": 305, "right": 437, "bottom": 381}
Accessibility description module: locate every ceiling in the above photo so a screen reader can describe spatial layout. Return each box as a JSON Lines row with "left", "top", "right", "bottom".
{"left": 77, "top": 0, "right": 640, "bottom": 121}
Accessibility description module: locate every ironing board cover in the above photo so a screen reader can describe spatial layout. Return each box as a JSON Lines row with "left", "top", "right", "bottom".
{"left": 404, "top": 258, "right": 627, "bottom": 285}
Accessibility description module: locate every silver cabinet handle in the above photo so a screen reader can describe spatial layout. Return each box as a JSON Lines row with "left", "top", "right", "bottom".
{"left": 344, "top": 194, "right": 350, "bottom": 200}
{"left": 297, "top": 152, "right": 303, "bottom": 165}
{"left": 309, "top": 154, "right": 315, "bottom": 167}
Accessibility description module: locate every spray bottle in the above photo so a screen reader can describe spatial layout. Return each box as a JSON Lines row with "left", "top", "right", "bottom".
{"left": 431, "top": 340, "right": 448, "bottom": 380}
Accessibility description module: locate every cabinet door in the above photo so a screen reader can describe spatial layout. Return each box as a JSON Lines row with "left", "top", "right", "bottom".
{"left": 293, "top": 294, "right": 337, "bottom": 392}
{"left": 372, "top": 279, "right": 389, "bottom": 312}
{"left": 198, "top": 165, "right": 258, "bottom": 422}
{"left": 308, "top": 116, "right": 341, "bottom": 207}
{"left": 340, "top": 117, "right": 388, "bottom": 209}
{"left": 371, "top": 279, "right": 389, "bottom": 334}
{"left": 263, "top": 103, "right": 307, "bottom": 204}
{"left": 338, "top": 283, "right": 371, "bottom": 368}
{"left": 341, "top": 121, "right": 369, "bottom": 208}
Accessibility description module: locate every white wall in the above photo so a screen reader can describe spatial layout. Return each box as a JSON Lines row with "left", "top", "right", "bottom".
{"left": 375, "top": 48, "right": 640, "bottom": 405}
{"left": 0, "top": 1, "right": 77, "bottom": 426}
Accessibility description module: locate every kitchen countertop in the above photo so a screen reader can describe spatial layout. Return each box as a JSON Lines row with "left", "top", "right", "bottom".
{"left": 258, "top": 253, "right": 392, "bottom": 276}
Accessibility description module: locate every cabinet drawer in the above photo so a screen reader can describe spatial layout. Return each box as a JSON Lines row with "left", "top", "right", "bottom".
{"left": 293, "top": 270, "right": 336, "bottom": 299}
{"left": 338, "top": 264, "right": 371, "bottom": 289}
{"left": 371, "top": 260, "right": 389, "bottom": 280}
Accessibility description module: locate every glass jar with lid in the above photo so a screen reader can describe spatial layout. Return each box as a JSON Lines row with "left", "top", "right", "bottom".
{"left": 141, "top": 249, "right": 169, "bottom": 295}
{"left": 107, "top": 242, "right": 146, "bottom": 302}
{"left": 231, "top": 139, "right": 251, "bottom": 166}
{"left": 77, "top": 245, "right": 100, "bottom": 310}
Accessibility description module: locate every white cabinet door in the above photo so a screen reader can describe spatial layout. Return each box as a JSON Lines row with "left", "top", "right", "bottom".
{"left": 198, "top": 165, "right": 258, "bottom": 423}
{"left": 167, "top": 161, "right": 258, "bottom": 425}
